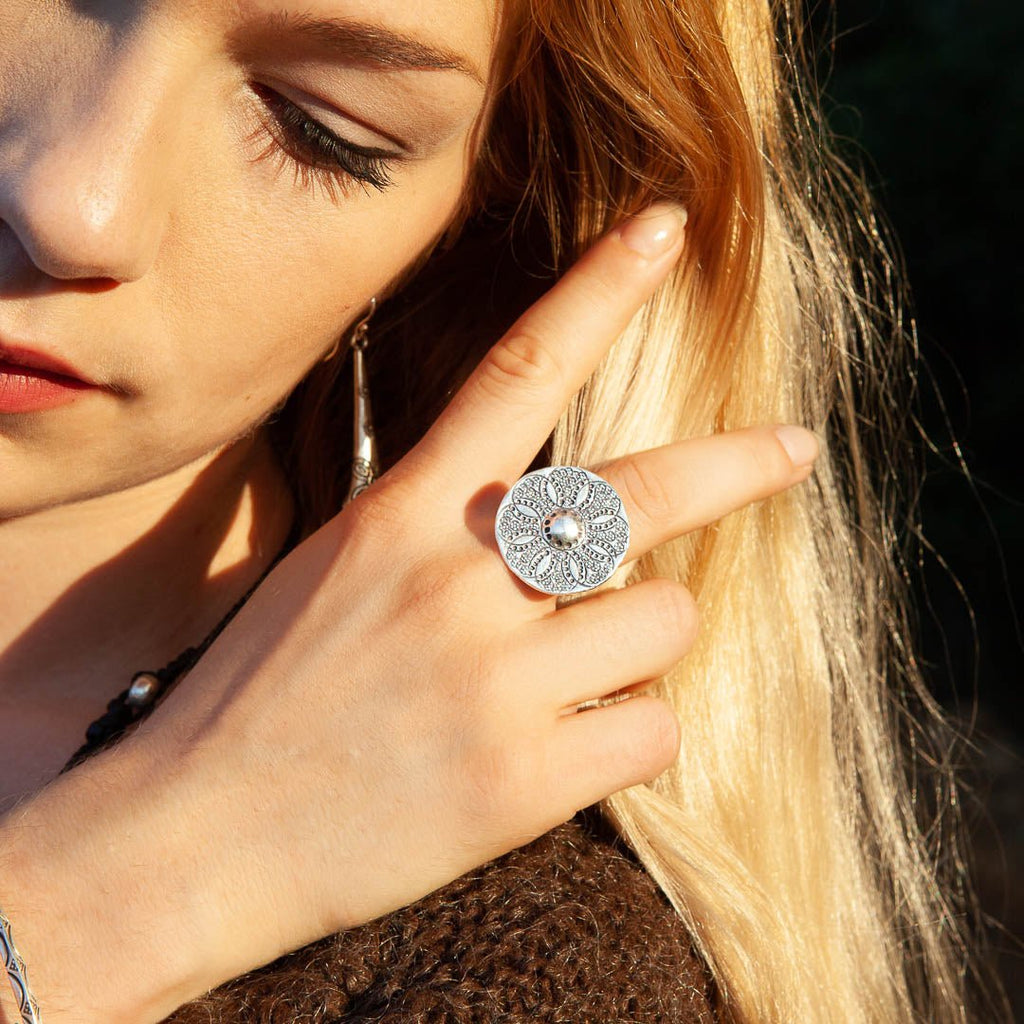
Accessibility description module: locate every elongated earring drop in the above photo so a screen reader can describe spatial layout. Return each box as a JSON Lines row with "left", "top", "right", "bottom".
{"left": 347, "top": 298, "right": 378, "bottom": 503}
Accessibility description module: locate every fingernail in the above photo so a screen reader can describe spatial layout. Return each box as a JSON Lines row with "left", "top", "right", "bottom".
{"left": 773, "top": 424, "right": 820, "bottom": 468}
{"left": 618, "top": 204, "right": 688, "bottom": 259}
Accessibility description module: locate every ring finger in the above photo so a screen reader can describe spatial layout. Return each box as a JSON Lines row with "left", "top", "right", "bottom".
{"left": 485, "top": 422, "right": 819, "bottom": 607}
{"left": 594, "top": 421, "right": 820, "bottom": 563}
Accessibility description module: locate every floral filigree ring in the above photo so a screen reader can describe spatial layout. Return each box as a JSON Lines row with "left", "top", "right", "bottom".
{"left": 494, "top": 465, "right": 630, "bottom": 595}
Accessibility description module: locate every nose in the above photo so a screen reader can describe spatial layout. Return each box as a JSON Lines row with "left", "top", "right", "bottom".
{"left": 0, "top": 23, "right": 181, "bottom": 284}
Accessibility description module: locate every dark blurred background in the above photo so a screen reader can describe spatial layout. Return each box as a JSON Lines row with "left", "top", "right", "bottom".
{"left": 808, "top": 0, "right": 1023, "bottom": 1015}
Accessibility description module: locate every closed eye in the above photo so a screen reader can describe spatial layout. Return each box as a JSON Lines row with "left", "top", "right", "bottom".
{"left": 246, "top": 83, "right": 397, "bottom": 201}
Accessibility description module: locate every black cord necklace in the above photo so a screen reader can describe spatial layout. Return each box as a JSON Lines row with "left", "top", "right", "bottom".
{"left": 60, "top": 521, "right": 301, "bottom": 775}
{"left": 59, "top": 296, "right": 378, "bottom": 777}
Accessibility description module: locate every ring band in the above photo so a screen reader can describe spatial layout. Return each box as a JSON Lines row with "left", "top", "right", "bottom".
{"left": 494, "top": 465, "right": 630, "bottom": 595}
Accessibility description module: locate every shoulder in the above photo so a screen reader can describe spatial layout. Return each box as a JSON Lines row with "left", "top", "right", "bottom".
{"left": 166, "top": 807, "right": 717, "bottom": 1023}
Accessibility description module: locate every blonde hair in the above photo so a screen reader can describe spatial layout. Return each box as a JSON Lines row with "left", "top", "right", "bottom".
{"left": 274, "top": 0, "right": 994, "bottom": 1019}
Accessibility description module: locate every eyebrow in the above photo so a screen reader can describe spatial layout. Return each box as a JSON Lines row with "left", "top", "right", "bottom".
{"left": 253, "top": 11, "right": 485, "bottom": 84}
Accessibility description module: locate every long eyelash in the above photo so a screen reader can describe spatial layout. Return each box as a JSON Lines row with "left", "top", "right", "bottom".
{"left": 246, "top": 84, "right": 396, "bottom": 201}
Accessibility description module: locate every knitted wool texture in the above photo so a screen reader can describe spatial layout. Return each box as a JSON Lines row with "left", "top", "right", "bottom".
{"left": 163, "top": 805, "right": 716, "bottom": 1023}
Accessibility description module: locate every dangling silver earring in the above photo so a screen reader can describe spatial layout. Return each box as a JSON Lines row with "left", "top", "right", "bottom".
{"left": 346, "top": 298, "right": 378, "bottom": 504}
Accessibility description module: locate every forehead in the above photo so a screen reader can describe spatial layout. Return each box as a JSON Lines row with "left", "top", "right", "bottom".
{"left": 217, "top": 0, "right": 500, "bottom": 79}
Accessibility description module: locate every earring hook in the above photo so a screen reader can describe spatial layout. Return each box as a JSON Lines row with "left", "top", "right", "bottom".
{"left": 321, "top": 297, "right": 378, "bottom": 363}
{"left": 349, "top": 297, "right": 377, "bottom": 352}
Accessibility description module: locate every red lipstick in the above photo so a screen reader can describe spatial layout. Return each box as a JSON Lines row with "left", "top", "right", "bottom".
{"left": 0, "top": 340, "right": 100, "bottom": 413}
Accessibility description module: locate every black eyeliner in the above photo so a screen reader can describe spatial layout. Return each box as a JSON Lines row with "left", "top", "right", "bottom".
{"left": 253, "top": 84, "right": 396, "bottom": 193}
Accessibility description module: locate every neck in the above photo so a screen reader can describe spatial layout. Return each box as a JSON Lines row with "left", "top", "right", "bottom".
{"left": 0, "top": 433, "right": 295, "bottom": 706}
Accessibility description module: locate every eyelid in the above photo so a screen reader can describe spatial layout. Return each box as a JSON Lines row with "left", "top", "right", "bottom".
{"left": 247, "top": 83, "right": 397, "bottom": 196}
{"left": 259, "top": 76, "right": 408, "bottom": 154}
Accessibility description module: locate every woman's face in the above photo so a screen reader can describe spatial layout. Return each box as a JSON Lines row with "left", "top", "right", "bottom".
{"left": 0, "top": 0, "right": 497, "bottom": 517}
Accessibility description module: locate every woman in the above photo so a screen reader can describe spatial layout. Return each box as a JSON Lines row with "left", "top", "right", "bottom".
{"left": 0, "top": 0, "right": 992, "bottom": 1021}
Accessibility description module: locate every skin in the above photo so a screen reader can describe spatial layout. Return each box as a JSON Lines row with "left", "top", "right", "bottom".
{"left": 0, "top": 0, "right": 496, "bottom": 793}
{"left": 0, "top": 3, "right": 820, "bottom": 1023}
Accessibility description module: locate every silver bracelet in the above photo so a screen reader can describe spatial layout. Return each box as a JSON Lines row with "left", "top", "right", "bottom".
{"left": 0, "top": 904, "right": 41, "bottom": 1024}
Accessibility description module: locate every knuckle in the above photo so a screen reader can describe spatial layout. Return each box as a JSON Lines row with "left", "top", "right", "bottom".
{"left": 648, "top": 702, "right": 682, "bottom": 770}
{"left": 394, "top": 550, "right": 467, "bottom": 624}
{"left": 478, "top": 329, "right": 563, "bottom": 401}
{"left": 340, "top": 476, "right": 413, "bottom": 549}
{"left": 460, "top": 736, "right": 533, "bottom": 829}
{"left": 449, "top": 642, "right": 500, "bottom": 714}
{"left": 562, "top": 264, "right": 617, "bottom": 310}
{"left": 615, "top": 457, "right": 674, "bottom": 529}
{"left": 645, "top": 579, "right": 699, "bottom": 646}
{"left": 626, "top": 699, "right": 681, "bottom": 780}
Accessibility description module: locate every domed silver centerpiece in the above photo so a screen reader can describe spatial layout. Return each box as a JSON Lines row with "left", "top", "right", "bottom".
{"left": 542, "top": 509, "right": 584, "bottom": 550}
{"left": 494, "top": 465, "right": 630, "bottom": 595}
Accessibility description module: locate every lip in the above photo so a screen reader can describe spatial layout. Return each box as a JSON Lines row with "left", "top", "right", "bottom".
{"left": 0, "top": 339, "right": 96, "bottom": 385}
{"left": 0, "top": 337, "right": 102, "bottom": 413}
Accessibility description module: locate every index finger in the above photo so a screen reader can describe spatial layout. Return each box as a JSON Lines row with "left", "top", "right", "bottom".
{"left": 402, "top": 203, "right": 688, "bottom": 496}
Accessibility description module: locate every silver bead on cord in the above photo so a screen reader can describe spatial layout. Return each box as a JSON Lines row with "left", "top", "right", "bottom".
{"left": 125, "top": 672, "right": 161, "bottom": 708}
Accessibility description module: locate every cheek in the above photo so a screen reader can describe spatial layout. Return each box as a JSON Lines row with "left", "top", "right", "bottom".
{"left": 147, "top": 142, "right": 474, "bottom": 431}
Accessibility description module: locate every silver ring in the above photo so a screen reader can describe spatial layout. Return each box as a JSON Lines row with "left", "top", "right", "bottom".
{"left": 494, "top": 465, "right": 630, "bottom": 595}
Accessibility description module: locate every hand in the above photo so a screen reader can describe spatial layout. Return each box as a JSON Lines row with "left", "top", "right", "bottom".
{"left": 0, "top": 203, "right": 819, "bottom": 1024}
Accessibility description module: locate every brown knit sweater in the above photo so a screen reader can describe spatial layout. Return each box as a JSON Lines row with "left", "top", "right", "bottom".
{"left": 162, "top": 805, "right": 717, "bottom": 1023}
